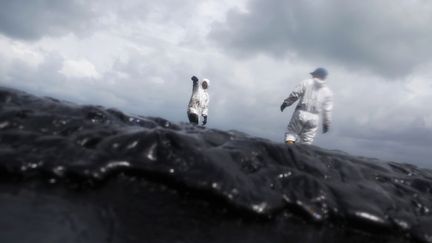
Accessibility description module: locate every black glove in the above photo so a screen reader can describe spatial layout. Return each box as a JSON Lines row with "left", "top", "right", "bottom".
{"left": 323, "top": 124, "right": 329, "bottom": 134}
{"left": 202, "top": 115, "right": 207, "bottom": 126}
{"left": 280, "top": 102, "right": 288, "bottom": 112}
{"left": 191, "top": 76, "right": 198, "bottom": 82}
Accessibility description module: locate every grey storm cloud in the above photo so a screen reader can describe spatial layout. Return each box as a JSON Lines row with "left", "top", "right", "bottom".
{"left": 0, "top": 0, "right": 95, "bottom": 40}
{"left": 210, "top": 0, "right": 432, "bottom": 77}
{"left": 0, "top": 0, "right": 199, "bottom": 41}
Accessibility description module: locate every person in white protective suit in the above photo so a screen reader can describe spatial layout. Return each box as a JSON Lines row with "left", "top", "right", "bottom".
{"left": 280, "top": 68, "right": 333, "bottom": 144}
{"left": 187, "top": 76, "right": 210, "bottom": 126}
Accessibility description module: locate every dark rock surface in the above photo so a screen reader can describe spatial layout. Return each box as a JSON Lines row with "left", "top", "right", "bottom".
{"left": 0, "top": 86, "right": 431, "bottom": 243}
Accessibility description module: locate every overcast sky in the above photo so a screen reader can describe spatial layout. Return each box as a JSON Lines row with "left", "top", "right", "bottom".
{"left": 0, "top": 0, "right": 431, "bottom": 168}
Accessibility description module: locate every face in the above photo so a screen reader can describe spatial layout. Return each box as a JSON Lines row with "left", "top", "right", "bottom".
{"left": 202, "top": 81, "right": 208, "bottom": 89}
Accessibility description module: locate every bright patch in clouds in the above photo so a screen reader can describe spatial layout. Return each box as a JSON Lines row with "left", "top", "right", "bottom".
{"left": 59, "top": 59, "right": 101, "bottom": 79}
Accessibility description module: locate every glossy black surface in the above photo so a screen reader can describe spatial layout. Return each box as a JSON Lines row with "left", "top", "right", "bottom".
{"left": 0, "top": 87, "right": 431, "bottom": 243}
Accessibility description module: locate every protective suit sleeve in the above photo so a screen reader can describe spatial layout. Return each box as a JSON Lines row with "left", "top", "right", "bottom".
{"left": 284, "top": 81, "right": 306, "bottom": 106}
{"left": 322, "top": 93, "right": 333, "bottom": 128}
{"left": 201, "top": 95, "right": 209, "bottom": 116}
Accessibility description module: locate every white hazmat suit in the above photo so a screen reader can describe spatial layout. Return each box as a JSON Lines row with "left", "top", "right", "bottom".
{"left": 283, "top": 78, "right": 333, "bottom": 144}
{"left": 187, "top": 78, "right": 210, "bottom": 125}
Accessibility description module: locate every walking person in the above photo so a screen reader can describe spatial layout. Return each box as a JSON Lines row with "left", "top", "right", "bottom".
{"left": 280, "top": 68, "right": 333, "bottom": 144}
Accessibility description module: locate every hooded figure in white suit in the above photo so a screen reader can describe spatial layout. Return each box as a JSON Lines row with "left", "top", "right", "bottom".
{"left": 280, "top": 68, "right": 333, "bottom": 144}
{"left": 187, "top": 76, "right": 210, "bottom": 126}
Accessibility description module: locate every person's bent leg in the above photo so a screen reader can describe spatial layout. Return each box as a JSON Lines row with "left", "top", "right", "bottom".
{"left": 284, "top": 111, "right": 302, "bottom": 144}
{"left": 298, "top": 116, "right": 319, "bottom": 144}
{"left": 299, "top": 128, "right": 318, "bottom": 144}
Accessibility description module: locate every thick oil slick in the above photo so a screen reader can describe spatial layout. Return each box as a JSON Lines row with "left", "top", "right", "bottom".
{"left": 0, "top": 87, "right": 431, "bottom": 243}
